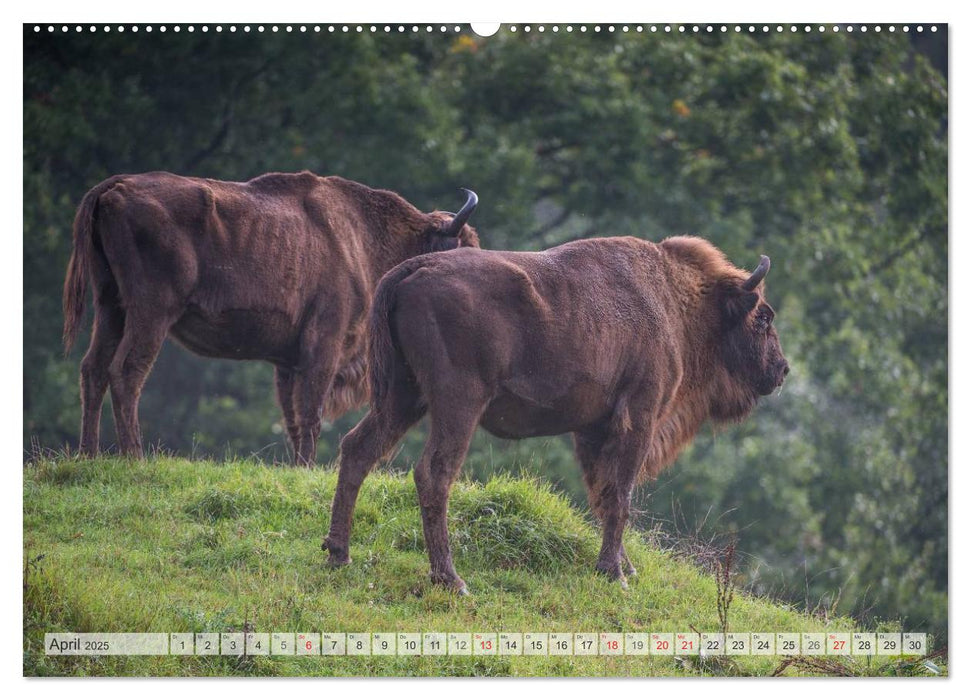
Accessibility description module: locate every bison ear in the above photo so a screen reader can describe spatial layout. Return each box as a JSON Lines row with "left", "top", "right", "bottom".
{"left": 723, "top": 289, "right": 760, "bottom": 324}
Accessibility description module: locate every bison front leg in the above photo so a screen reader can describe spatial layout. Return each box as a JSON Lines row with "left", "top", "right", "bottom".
{"left": 575, "top": 429, "right": 639, "bottom": 579}
{"left": 576, "top": 425, "right": 653, "bottom": 589}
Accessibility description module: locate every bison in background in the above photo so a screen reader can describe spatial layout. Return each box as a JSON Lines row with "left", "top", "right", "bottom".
{"left": 62, "top": 171, "right": 480, "bottom": 465}
{"left": 324, "top": 235, "right": 788, "bottom": 592}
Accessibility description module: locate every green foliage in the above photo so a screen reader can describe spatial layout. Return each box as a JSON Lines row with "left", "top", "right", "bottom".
{"left": 23, "top": 27, "right": 946, "bottom": 641}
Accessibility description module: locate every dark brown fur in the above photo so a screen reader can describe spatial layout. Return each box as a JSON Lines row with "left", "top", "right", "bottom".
{"left": 324, "top": 235, "right": 788, "bottom": 591}
{"left": 62, "top": 171, "right": 479, "bottom": 464}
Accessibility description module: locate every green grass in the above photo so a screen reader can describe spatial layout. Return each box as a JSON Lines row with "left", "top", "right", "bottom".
{"left": 23, "top": 457, "right": 937, "bottom": 677}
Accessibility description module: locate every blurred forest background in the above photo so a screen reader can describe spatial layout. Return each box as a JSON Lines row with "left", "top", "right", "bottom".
{"left": 24, "top": 26, "right": 947, "bottom": 637}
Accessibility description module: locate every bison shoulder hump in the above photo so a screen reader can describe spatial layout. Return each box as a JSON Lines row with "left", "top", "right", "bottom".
{"left": 246, "top": 170, "right": 322, "bottom": 194}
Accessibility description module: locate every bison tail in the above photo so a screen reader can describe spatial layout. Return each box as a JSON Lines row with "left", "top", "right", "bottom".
{"left": 62, "top": 177, "right": 121, "bottom": 354}
{"left": 367, "top": 258, "right": 429, "bottom": 410}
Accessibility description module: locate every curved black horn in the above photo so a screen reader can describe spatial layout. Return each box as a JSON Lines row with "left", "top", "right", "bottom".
{"left": 742, "top": 255, "right": 771, "bottom": 291}
{"left": 443, "top": 188, "right": 478, "bottom": 237}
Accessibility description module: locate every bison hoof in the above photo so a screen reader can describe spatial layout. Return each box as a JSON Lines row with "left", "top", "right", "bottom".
{"left": 623, "top": 561, "right": 637, "bottom": 577}
{"left": 595, "top": 562, "right": 629, "bottom": 589}
{"left": 322, "top": 537, "right": 351, "bottom": 566}
{"left": 430, "top": 572, "right": 468, "bottom": 595}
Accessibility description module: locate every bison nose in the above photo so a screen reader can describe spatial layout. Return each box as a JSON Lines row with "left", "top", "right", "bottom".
{"left": 782, "top": 362, "right": 790, "bottom": 377}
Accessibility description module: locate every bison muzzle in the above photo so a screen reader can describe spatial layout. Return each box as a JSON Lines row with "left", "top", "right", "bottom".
{"left": 324, "top": 235, "right": 788, "bottom": 593}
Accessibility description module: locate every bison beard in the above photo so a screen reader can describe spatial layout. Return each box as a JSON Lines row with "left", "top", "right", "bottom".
{"left": 62, "top": 171, "right": 479, "bottom": 465}
{"left": 325, "top": 235, "right": 788, "bottom": 593}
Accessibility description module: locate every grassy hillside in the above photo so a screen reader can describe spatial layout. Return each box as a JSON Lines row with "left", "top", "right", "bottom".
{"left": 23, "top": 457, "right": 931, "bottom": 677}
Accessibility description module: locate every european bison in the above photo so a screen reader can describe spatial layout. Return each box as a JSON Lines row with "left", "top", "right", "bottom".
{"left": 324, "top": 235, "right": 788, "bottom": 592}
{"left": 62, "top": 171, "right": 479, "bottom": 464}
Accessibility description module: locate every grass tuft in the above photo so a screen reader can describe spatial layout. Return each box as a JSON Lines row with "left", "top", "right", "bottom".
{"left": 448, "top": 477, "right": 596, "bottom": 571}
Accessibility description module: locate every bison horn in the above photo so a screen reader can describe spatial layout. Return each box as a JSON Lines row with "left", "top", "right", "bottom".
{"left": 742, "top": 255, "right": 771, "bottom": 291}
{"left": 443, "top": 188, "right": 478, "bottom": 237}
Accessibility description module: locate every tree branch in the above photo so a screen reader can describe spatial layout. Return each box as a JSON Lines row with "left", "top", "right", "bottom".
{"left": 181, "top": 58, "right": 274, "bottom": 173}
{"left": 535, "top": 141, "right": 580, "bottom": 158}
{"left": 527, "top": 207, "right": 573, "bottom": 243}
{"left": 867, "top": 229, "right": 928, "bottom": 276}
{"left": 182, "top": 103, "right": 233, "bottom": 173}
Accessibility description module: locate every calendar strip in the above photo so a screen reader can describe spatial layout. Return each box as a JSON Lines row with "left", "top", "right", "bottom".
{"left": 44, "top": 632, "right": 929, "bottom": 657}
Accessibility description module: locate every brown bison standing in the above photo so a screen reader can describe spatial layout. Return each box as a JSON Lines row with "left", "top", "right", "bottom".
{"left": 62, "top": 171, "right": 479, "bottom": 465}
{"left": 324, "top": 235, "right": 788, "bottom": 592}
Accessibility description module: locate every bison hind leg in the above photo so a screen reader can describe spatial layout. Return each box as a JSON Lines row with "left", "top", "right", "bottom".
{"left": 107, "top": 310, "right": 176, "bottom": 458}
{"left": 78, "top": 296, "right": 125, "bottom": 457}
{"left": 274, "top": 367, "right": 300, "bottom": 461}
{"left": 620, "top": 545, "right": 637, "bottom": 577}
{"left": 324, "top": 381, "right": 425, "bottom": 567}
{"left": 412, "top": 403, "right": 485, "bottom": 596}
